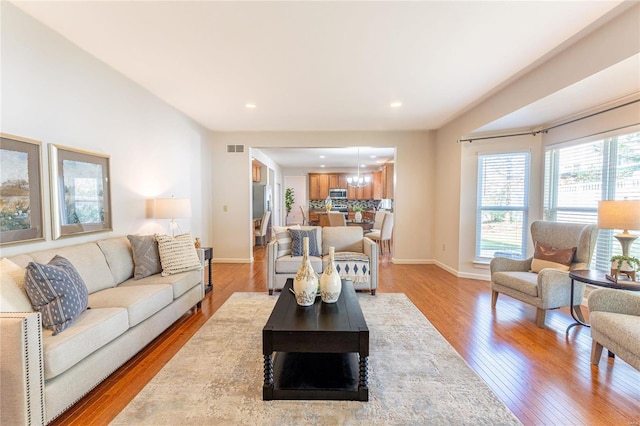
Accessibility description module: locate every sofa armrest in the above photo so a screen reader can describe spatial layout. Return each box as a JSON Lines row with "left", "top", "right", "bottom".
{"left": 588, "top": 288, "right": 640, "bottom": 316}
{"left": 267, "top": 240, "right": 279, "bottom": 294}
{"left": 363, "top": 237, "right": 378, "bottom": 291}
{"left": 490, "top": 257, "right": 532, "bottom": 274}
{"left": 0, "top": 312, "right": 46, "bottom": 426}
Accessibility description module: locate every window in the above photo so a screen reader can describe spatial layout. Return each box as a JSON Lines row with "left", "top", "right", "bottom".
{"left": 476, "top": 152, "right": 530, "bottom": 260}
{"left": 544, "top": 131, "right": 640, "bottom": 270}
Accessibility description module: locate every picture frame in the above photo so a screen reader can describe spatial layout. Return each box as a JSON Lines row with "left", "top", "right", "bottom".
{"left": 49, "top": 144, "right": 112, "bottom": 239}
{"left": 0, "top": 133, "right": 45, "bottom": 246}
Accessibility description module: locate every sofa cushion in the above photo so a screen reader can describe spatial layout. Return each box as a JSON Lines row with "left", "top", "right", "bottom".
{"left": 24, "top": 256, "right": 89, "bottom": 335}
{"left": 290, "top": 229, "right": 321, "bottom": 257}
{"left": 88, "top": 285, "right": 173, "bottom": 327}
{"left": 27, "top": 243, "right": 115, "bottom": 294}
{"left": 127, "top": 234, "right": 162, "bottom": 279}
{"left": 590, "top": 311, "right": 640, "bottom": 357}
{"left": 492, "top": 271, "right": 539, "bottom": 297}
{"left": 97, "top": 237, "right": 134, "bottom": 284}
{"left": 275, "top": 256, "right": 323, "bottom": 274}
{"left": 322, "top": 226, "right": 364, "bottom": 255}
{"left": 531, "top": 241, "right": 576, "bottom": 273}
{"left": 42, "top": 307, "right": 128, "bottom": 380}
{"left": 0, "top": 258, "right": 34, "bottom": 312}
{"left": 156, "top": 233, "right": 202, "bottom": 276}
{"left": 118, "top": 269, "right": 201, "bottom": 299}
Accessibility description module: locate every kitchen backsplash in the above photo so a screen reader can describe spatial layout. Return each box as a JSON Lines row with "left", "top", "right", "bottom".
{"left": 309, "top": 199, "right": 392, "bottom": 210}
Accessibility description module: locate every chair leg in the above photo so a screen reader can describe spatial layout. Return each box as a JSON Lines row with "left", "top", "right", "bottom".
{"left": 591, "top": 340, "right": 604, "bottom": 365}
{"left": 491, "top": 290, "right": 499, "bottom": 308}
{"left": 573, "top": 305, "right": 585, "bottom": 323}
{"left": 535, "top": 308, "right": 546, "bottom": 328}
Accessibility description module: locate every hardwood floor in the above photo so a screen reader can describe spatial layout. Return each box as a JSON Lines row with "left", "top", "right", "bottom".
{"left": 53, "top": 247, "right": 639, "bottom": 425}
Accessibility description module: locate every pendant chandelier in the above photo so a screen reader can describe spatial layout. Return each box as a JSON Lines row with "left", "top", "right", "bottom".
{"left": 346, "top": 148, "right": 371, "bottom": 188}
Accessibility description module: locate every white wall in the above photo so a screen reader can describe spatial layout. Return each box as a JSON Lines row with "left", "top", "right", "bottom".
{"left": 208, "top": 131, "right": 436, "bottom": 263}
{"left": 434, "top": 3, "right": 640, "bottom": 277}
{"left": 0, "top": 3, "right": 211, "bottom": 257}
{"left": 283, "top": 176, "right": 306, "bottom": 225}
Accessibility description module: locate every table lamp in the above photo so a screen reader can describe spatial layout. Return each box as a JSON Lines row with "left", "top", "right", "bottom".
{"left": 154, "top": 197, "right": 192, "bottom": 237}
{"left": 597, "top": 199, "right": 640, "bottom": 256}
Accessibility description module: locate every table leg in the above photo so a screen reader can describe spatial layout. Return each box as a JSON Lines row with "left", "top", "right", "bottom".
{"left": 566, "top": 278, "right": 589, "bottom": 333}
{"left": 358, "top": 355, "right": 369, "bottom": 401}
{"left": 263, "top": 354, "right": 273, "bottom": 400}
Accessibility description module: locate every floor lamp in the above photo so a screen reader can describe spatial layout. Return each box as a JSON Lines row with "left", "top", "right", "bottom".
{"left": 154, "top": 197, "right": 192, "bottom": 237}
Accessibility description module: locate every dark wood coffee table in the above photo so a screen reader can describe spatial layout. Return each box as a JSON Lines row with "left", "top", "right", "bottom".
{"left": 262, "top": 278, "right": 369, "bottom": 401}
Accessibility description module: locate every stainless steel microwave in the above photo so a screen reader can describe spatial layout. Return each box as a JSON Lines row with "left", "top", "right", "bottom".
{"left": 329, "top": 188, "right": 347, "bottom": 199}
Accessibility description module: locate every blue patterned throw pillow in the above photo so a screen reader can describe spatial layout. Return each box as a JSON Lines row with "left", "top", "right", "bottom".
{"left": 289, "top": 229, "right": 320, "bottom": 257}
{"left": 24, "top": 255, "right": 89, "bottom": 335}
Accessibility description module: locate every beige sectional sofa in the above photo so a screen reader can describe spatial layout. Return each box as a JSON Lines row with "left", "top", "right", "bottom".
{"left": 267, "top": 226, "right": 378, "bottom": 295}
{"left": 0, "top": 236, "right": 205, "bottom": 425}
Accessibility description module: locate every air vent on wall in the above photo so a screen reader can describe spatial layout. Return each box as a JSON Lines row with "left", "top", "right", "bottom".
{"left": 227, "top": 144, "right": 245, "bottom": 153}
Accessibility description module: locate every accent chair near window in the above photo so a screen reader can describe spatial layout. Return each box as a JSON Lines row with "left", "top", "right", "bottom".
{"left": 490, "top": 220, "right": 598, "bottom": 328}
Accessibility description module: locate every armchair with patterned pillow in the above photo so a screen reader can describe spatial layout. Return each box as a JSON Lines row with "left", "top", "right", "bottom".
{"left": 267, "top": 226, "right": 378, "bottom": 295}
{"left": 490, "top": 221, "right": 599, "bottom": 328}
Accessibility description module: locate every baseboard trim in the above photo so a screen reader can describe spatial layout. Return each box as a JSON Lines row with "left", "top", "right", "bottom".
{"left": 212, "top": 258, "right": 253, "bottom": 264}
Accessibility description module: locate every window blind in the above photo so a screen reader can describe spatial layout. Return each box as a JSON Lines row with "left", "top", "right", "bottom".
{"left": 476, "top": 152, "right": 530, "bottom": 260}
{"left": 544, "top": 131, "right": 640, "bottom": 270}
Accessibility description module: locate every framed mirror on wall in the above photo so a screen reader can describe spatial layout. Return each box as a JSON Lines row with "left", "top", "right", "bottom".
{"left": 0, "top": 133, "right": 45, "bottom": 246}
{"left": 49, "top": 144, "right": 112, "bottom": 239}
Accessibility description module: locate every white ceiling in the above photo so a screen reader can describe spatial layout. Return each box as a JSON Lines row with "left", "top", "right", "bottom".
{"left": 11, "top": 1, "right": 639, "bottom": 168}
{"left": 257, "top": 146, "right": 395, "bottom": 170}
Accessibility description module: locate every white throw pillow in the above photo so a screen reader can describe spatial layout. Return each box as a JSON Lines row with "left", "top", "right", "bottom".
{"left": 155, "top": 233, "right": 203, "bottom": 277}
{"left": 272, "top": 224, "right": 301, "bottom": 257}
{"left": 0, "top": 257, "right": 35, "bottom": 312}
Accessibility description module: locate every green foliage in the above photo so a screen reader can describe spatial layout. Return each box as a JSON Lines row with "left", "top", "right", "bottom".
{"left": 285, "top": 188, "right": 295, "bottom": 214}
{"left": 353, "top": 206, "right": 363, "bottom": 212}
{"left": 611, "top": 255, "right": 640, "bottom": 272}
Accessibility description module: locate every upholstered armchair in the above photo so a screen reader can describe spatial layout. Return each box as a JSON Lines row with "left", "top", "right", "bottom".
{"left": 490, "top": 221, "right": 598, "bottom": 328}
{"left": 267, "top": 226, "right": 378, "bottom": 295}
{"left": 588, "top": 288, "right": 640, "bottom": 371}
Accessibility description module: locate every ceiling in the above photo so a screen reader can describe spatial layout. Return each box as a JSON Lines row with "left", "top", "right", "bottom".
{"left": 256, "top": 146, "right": 395, "bottom": 170}
{"left": 10, "top": 1, "right": 639, "bottom": 168}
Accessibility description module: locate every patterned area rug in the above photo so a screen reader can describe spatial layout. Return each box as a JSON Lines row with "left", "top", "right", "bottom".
{"left": 112, "top": 292, "right": 520, "bottom": 425}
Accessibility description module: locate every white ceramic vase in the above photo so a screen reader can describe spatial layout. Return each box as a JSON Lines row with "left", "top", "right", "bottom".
{"left": 354, "top": 211, "right": 362, "bottom": 223}
{"left": 293, "top": 236, "right": 319, "bottom": 306}
{"left": 320, "top": 246, "right": 342, "bottom": 303}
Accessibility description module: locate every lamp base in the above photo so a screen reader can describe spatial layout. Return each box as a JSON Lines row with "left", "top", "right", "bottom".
{"left": 614, "top": 232, "right": 638, "bottom": 257}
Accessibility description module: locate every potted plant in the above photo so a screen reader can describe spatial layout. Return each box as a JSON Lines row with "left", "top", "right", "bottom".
{"left": 285, "top": 188, "right": 295, "bottom": 224}
{"left": 610, "top": 254, "right": 640, "bottom": 281}
{"left": 353, "top": 205, "right": 363, "bottom": 223}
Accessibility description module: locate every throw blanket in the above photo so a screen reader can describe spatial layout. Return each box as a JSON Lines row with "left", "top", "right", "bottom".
{"left": 334, "top": 251, "right": 369, "bottom": 284}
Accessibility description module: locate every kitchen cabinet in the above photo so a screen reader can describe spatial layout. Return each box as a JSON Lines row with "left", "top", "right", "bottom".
{"left": 372, "top": 171, "right": 383, "bottom": 200}
{"left": 382, "top": 163, "right": 394, "bottom": 199}
{"left": 252, "top": 161, "right": 261, "bottom": 183}
{"left": 308, "top": 173, "right": 330, "bottom": 200}
{"left": 347, "top": 174, "right": 373, "bottom": 200}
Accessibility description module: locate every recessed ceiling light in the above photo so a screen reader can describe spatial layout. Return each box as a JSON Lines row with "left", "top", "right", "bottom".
{"left": 390, "top": 101, "right": 402, "bottom": 108}
{"left": 245, "top": 103, "right": 257, "bottom": 109}
{"left": 370, "top": 155, "right": 377, "bottom": 158}
{"left": 320, "top": 155, "right": 326, "bottom": 159}
{"left": 320, "top": 165, "right": 325, "bottom": 168}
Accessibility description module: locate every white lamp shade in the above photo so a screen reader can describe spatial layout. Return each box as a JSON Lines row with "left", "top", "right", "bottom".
{"left": 154, "top": 198, "right": 192, "bottom": 219}
{"left": 597, "top": 200, "right": 640, "bottom": 231}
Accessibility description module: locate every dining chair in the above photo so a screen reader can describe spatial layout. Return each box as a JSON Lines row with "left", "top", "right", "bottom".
{"left": 328, "top": 212, "right": 347, "bottom": 227}
{"left": 299, "top": 205, "right": 308, "bottom": 225}
{"left": 368, "top": 212, "right": 393, "bottom": 254}
{"left": 254, "top": 210, "right": 271, "bottom": 246}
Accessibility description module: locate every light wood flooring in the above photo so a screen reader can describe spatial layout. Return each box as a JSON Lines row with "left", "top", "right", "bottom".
{"left": 53, "top": 246, "right": 639, "bottom": 425}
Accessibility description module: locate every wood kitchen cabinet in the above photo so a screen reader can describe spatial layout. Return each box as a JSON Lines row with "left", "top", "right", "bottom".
{"left": 252, "top": 161, "right": 261, "bottom": 183}
{"left": 309, "top": 173, "right": 330, "bottom": 200}
{"left": 347, "top": 174, "right": 373, "bottom": 200}
{"left": 372, "top": 171, "right": 383, "bottom": 200}
{"left": 382, "top": 163, "right": 394, "bottom": 199}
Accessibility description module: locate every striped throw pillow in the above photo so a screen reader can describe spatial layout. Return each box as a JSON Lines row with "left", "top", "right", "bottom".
{"left": 156, "top": 233, "right": 203, "bottom": 277}
{"left": 272, "top": 224, "right": 300, "bottom": 257}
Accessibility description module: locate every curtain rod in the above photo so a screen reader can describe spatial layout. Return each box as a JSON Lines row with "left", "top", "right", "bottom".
{"left": 457, "top": 98, "right": 639, "bottom": 143}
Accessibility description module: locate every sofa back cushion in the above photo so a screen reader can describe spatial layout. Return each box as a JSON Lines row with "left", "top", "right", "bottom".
{"left": 97, "top": 237, "right": 134, "bottom": 284}
{"left": 24, "top": 243, "right": 115, "bottom": 294}
{"left": 322, "top": 226, "right": 364, "bottom": 255}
